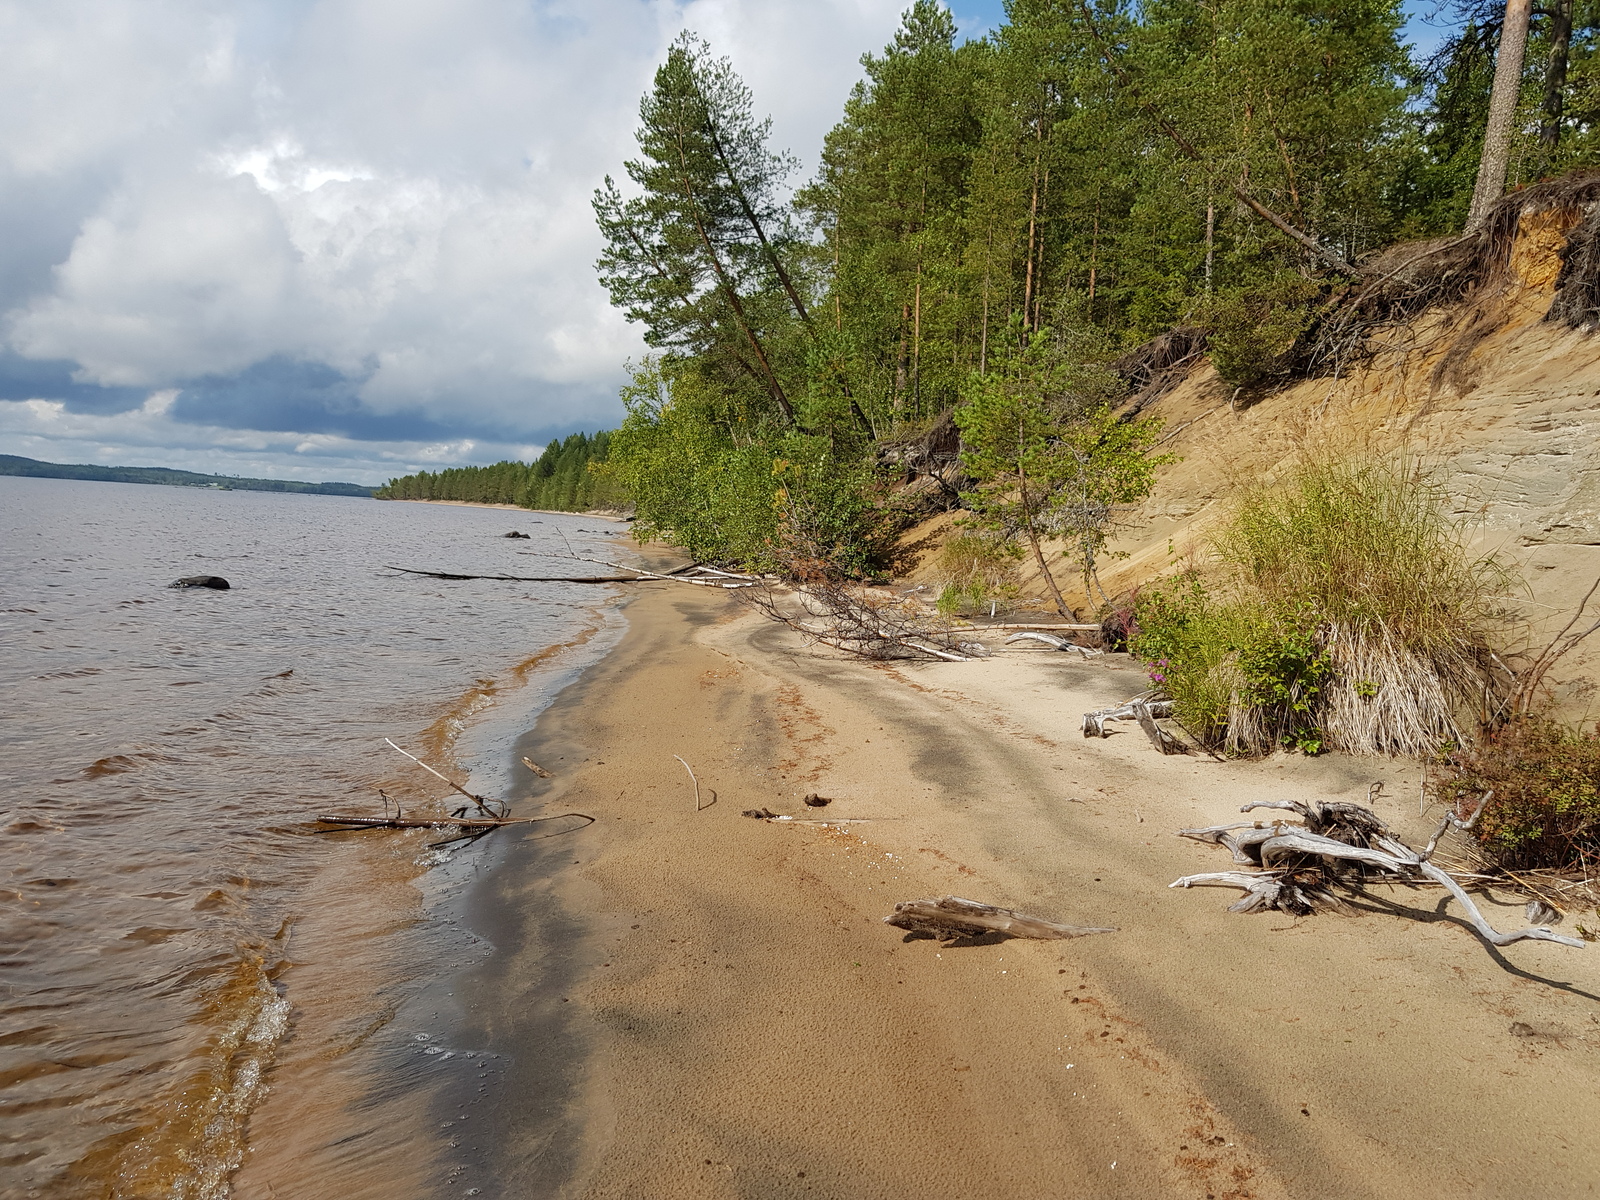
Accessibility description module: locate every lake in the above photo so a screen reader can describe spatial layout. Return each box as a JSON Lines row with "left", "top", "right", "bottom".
{"left": 0, "top": 477, "right": 630, "bottom": 1198}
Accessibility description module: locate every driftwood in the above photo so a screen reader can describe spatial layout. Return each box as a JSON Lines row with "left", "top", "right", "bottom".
{"left": 744, "top": 577, "right": 977, "bottom": 662}
{"left": 1171, "top": 797, "right": 1585, "bottom": 948}
{"left": 949, "top": 623, "right": 1103, "bottom": 633}
{"left": 316, "top": 740, "right": 594, "bottom": 850}
{"left": 1005, "top": 631, "right": 1105, "bottom": 657}
{"left": 885, "top": 896, "right": 1117, "bottom": 942}
{"left": 1081, "top": 696, "right": 1182, "bottom": 757}
{"left": 386, "top": 560, "right": 760, "bottom": 588}
{"left": 1083, "top": 695, "right": 1173, "bottom": 737}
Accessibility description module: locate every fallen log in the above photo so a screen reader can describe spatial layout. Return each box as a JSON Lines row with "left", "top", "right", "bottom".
{"left": 1005, "top": 631, "right": 1105, "bottom": 657}
{"left": 948, "top": 623, "right": 1103, "bottom": 633}
{"left": 884, "top": 895, "right": 1117, "bottom": 941}
{"left": 387, "top": 564, "right": 643, "bottom": 583}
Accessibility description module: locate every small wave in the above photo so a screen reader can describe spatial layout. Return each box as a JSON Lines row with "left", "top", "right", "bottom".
{"left": 82, "top": 755, "right": 136, "bottom": 778}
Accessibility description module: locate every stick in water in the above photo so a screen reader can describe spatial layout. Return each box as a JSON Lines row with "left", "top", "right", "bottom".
{"left": 385, "top": 738, "right": 495, "bottom": 816}
{"left": 674, "top": 755, "right": 705, "bottom": 810}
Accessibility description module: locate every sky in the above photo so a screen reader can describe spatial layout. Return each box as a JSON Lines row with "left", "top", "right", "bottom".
{"left": 0, "top": 0, "right": 1460, "bottom": 485}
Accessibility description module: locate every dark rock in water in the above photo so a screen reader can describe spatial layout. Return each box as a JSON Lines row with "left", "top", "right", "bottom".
{"left": 169, "top": 575, "right": 230, "bottom": 590}
{"left": 503, "top": 531, "right": 531, "bottom": 539}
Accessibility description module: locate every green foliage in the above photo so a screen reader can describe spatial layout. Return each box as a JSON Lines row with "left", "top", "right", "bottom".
{"left": 374, "top": 433, "right": 617, "bottom": 510}
{"left": 1190, "top": 275, "right": 1323, "bottom": 386}
{"left": 605, "top": 358, "right": 892, "bottom": 572}
{"left": 591, "top": 2, "right": 1600, "bottom": 581}
{"left": 1216, "top": 456, "right": 1507, "bottom": 655}
{"left": 1132, "top": 457, "right": 1508, "bottom": 756}
{"left": 934, "top": 532, "right": 1021, "bottom": 615}
{"left": 1435, "top": 717, "right": 1600, "bottom": 871}
{"left": 955, "top": 320, "right": 1167, "bottom": 612}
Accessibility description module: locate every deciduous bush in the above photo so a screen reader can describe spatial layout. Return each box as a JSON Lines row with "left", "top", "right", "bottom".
{"left": 1434, "top": 718, "right": 1600, "bottom": 872}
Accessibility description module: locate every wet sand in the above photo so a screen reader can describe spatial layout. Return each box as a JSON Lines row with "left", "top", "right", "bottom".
{"left": 447, "top": 582, "right": 1600, "bottom": 1199}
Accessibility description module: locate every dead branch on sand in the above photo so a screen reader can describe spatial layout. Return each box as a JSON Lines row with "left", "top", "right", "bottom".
{"left": 1170, "top": 797, "right": 1585, "bottom": 948}
{"left": 744, "top": 577, "right": 981, "bottom": 662}
{"left": 885, "top": 896, "right": 1116, "bottom": 942}
{"left": 1006, "top": 631, "right": 1105, "bottom": 657}
{"left": 1081, "top": 695, "right": 1187, "bottom": 759}
{"left": 316, "top": 740, "right": 594, "bottom": 850}
{"left": 386, "top": 561, "right": 760, "bottom": 588}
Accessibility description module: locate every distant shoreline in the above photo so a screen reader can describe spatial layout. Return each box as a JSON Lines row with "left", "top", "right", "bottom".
{"left": 392, "top": 497, "right": 631, "bottom": 522}
{"left": 0, "top": 453, "right": 374, "bottom": 498}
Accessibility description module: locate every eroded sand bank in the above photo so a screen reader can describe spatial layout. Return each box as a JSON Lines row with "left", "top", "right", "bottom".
{"left": 451, "top": 581, "right": 1600, "bottom": 1200}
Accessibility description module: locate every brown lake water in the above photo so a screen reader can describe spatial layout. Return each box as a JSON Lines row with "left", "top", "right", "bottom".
{"left": 0, "top": 477, "right": 630, "bottom": 1198}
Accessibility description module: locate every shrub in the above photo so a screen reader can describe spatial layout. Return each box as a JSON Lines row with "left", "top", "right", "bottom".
{"left": 933, "top": 533, "right": 1021, "bottom": 616}
{"left": 1192, "top": 274, "right": 1322, "bottom": 387}
{"left": 1434, "top": 718, "right": 1600, "bottom": 872}
{"left": 609, "top": 357, "right": 894, "bottom": 574}
{"left": 1132, "top": 456, "right": 1510, "bottom": 756}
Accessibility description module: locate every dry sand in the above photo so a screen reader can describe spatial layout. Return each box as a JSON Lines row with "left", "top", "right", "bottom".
{"left": 451, "top": 581, "right": 1600, "bottom": 1200}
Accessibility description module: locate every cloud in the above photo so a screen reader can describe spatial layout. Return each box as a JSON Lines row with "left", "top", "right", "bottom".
{"left": 0, "top": 0, "right": 915, "bottom": 479}
{"left": 0, "top": 391, "right": 537, "bottom": 485}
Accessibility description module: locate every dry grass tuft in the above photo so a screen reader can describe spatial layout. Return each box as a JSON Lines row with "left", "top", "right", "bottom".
{"left": 1134, "top": 455, "right": 1513, "bottom": 757}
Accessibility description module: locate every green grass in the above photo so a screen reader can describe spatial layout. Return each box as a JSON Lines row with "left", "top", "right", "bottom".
{"left": 1132, "top": 455, "right": 1511, "bottom": 756}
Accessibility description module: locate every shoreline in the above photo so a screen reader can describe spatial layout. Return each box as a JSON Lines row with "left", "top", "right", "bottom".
{"left": 434, "top": 581, "right": 1600, "bottom": 1199}
{"left": 385, "top": 498, "right": 631, "bottom": 521}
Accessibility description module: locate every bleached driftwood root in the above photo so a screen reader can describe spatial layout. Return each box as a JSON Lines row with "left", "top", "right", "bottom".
{"left": 1082, "top": 695, "right": 1173, "bottom": 738}
{"left": 885, "top": 896, "right": 1117, "bottom": 942}
{"left": 1082, "top": 695, "right": 1186, "bottom": 753}
{"left": 1005, "top": 631, "right": 1105, "bottom": 658}
{"left": 1171, "top": 796, "right": 1585, "bottom": 948}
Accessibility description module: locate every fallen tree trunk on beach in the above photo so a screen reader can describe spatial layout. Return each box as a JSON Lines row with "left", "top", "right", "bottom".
{"left": 1006, "top": 632, "right": 1105, "bottom": 657}
{"left": 386, "top": 561, "right": 761, "bottom": 588}
{"left": 1170, "top": 796, "right": 1585, "bottom": 948}
{"left": 885, "top": 896, "right": 1117, "bottom": 942}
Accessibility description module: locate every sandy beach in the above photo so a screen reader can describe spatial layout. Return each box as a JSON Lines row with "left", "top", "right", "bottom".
{"left": 442, "top": 579, "right": 1600, "bottom": 1200}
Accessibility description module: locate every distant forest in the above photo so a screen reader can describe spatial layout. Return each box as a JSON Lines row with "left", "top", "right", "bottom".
{"left": 0, "top": 453, "right": 374, "bottom": 497}
{"left": 375, "top": 431, "right": 619, "bottom": 511}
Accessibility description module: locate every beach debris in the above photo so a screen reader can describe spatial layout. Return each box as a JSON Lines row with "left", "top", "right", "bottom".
{"left": 521, "top": 755, "right": 553, "bottom": 778}
{"left": 169, "top": 575, "right": 230, "bottom": 590}
{"left": 1081, "top": 694, "right": 1186, "bottom": 754}
{"left": 884, "top": 896, "right": 1117, "bottom": 942}
{"left": 744, "top": 573, "right": 977, "bottom": 662}
{"left": 1006, "top": 631, "right": 1104, "bottom": 657}
{"left": 385, "top": 738, "right": 499, "bottom": 816}
{"left": 1082, "top": 694, "right": 1172, "bottom": 738}
{"left": 385, "top": 560, "right": 761, "bottom": 588}
{"left": 803, "top": 792, "right": 833, "bottom": 807}
{"left": 741, "top": 809, "right": 879, "bottom": 825}
{"left": 1170, "top": 795, "right": 1586, "bottom": 949}
{"left": 1526, "top": 899, "right": 1561, "bottom": 925}
{"left": 674, "top": 754, "right": 713, "bottom": 810}
{"left": 314, "top": 739, "right": 594, "bottom": 850}
{"left": 503, "top": 530, "right": 531, "bottom": 538}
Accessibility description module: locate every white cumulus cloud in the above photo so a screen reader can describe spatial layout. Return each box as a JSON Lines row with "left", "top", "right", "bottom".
{"left": 0, "top": 0, "right": 922, "bottom": 480}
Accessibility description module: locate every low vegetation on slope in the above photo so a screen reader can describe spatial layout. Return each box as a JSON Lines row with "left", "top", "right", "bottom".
{"left": 1129, "top": 456, "right": 1511, "bottom": 758}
